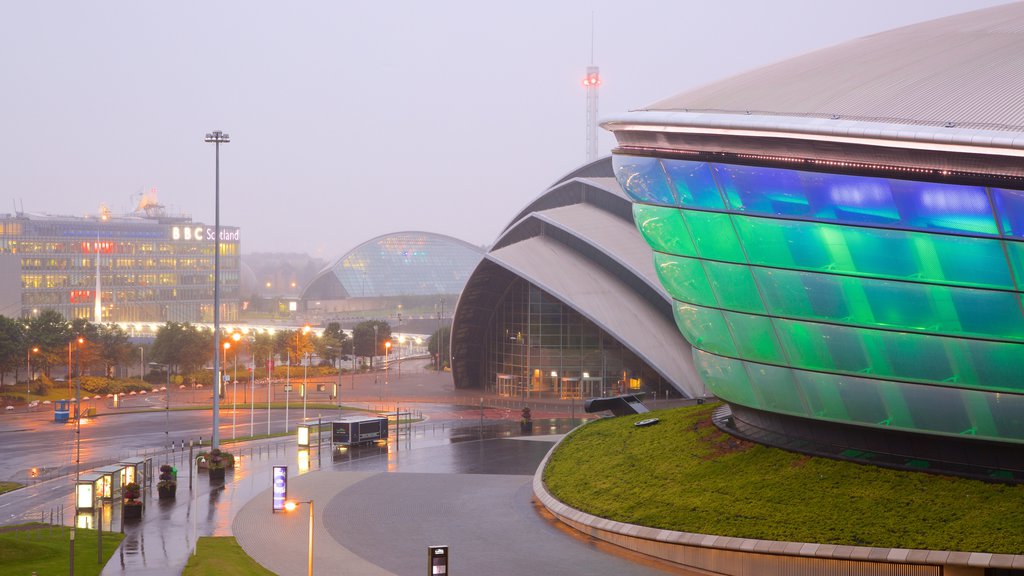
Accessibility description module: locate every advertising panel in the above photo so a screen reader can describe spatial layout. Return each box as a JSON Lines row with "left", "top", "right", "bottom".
{"left": 272, "top": 466, "right": 287, "bottom": 512}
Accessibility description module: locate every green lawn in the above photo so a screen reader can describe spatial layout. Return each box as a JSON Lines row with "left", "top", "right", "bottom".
{"left": 0, "top": 523, "right": 123, "bottom": 576}
{"left": 544, "top": 403, "right": 1024, "bottom": 554}
{"left": 0, "top": 482, "right": 22, "bottom": 495}
{"left": 183, "top": 537, "right": 276, "bottom": 576}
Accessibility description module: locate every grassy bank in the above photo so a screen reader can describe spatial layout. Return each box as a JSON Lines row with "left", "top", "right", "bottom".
{"left": 0, "top": 523, "right": 123, "bottom": 575}
{"left": 543, "top": 403, "right": 1024, "bottom": 554}
{"left": 183, "top": 537, "right": 275, "bottom": 576}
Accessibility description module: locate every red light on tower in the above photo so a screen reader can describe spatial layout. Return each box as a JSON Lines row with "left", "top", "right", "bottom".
{"left": 583, "top": 70, "right": 601, "bottom": 87}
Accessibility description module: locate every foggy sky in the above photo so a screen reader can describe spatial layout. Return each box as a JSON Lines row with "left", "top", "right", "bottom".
{"left": 0, "top": 1, "right": 1008, "bottom": 259}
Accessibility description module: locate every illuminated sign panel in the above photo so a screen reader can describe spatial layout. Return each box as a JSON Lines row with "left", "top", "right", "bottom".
{"left": 272, "top": 466, "right": 287, "bottom": 512}
{"left": 171, "top": 226, "right": 241, "bottom": 242}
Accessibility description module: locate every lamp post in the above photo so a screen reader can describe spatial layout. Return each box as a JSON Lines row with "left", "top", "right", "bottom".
{"left": 26, "top": 346, "right": 38, "bottom": 396}
{"left": 205, "top": 129, "right": 229, "bottom": 449}
{"left": 139, "top": 346, "right": 144, "bottom": 380}
{"left": 396, "top": 307, "right": 402, "bottom": 381}
{"left": 249, "top": 336, "right": 256, "bottom": 437}
{"left": 150, "top": 362, "right": 171, "bottom": 448}
{"left": 71, "top": 335, "right": 84, "bottom": 576}
{"left": 383, "top": 340, "right": 391, "bottom": 401}
{"left": 223, "top": 341, "right": 233, "bottom": 439}
{"left": 283, "top": 499, "right": 314, "bottom": 576}
{"left": 231, "top": 332, "right": 240, "bottom": 439}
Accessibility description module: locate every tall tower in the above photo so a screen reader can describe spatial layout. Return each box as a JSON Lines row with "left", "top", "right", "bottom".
{"left": 584, "top": 65, "right": 600, "bottom": 162}
{"left": 583, "top": 17, "right": 600, "bottom": 162}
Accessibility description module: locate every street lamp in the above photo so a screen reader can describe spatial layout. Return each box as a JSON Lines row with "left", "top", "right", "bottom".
{"left": 150, "top": 362, "right": 171, "bottom": 447}
{"left": 299, "top": 325, "right": 311, "bottom": 422}
{"left": 249, "top": 335, "right": 256, "bottom": 437}
{"left": 231, "top": 332, "right": 241, "bottom": 439}
{"left": 205, "top": 129, "right": 229, "bottom": 449}
{"left": 71, "top": 335, "right": 84, "bottom": 575}
{"left": 223, "top": 340, "right": 233, "bottom": 439}
{"left": 384, "top": 340, "right": 391, "bottom": 401}
{"left": 26, "top": 346, "right": 38, "bottom": 396}
{"left": 283, "top": 499, "right": 314, "bottom": 576}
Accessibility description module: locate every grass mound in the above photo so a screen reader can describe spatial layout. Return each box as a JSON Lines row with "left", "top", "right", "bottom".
{"left": 0, "top": 524, "right": 123, "bottom": 575}
{"left": 183, "top": 537, "right": 276, "bottom": 576}
{"left": 543, "top": 403, "right": 1024, "bottom": 553}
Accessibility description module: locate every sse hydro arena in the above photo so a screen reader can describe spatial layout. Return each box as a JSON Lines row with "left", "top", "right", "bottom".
{"left": 604, "top": 3, "right": 1024, "bottom": 478}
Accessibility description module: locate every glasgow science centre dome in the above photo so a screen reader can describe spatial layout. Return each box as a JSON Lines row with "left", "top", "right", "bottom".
{"left": 603, "top": 3, "right": 1024, "bottom": 478}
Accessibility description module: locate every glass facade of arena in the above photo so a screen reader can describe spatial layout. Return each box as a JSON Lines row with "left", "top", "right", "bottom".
{"left": 333, "top": 232, "right": 483, "bottom": 298}
{"left": 0, "top": 216, "right": 240, "bottom": 322}
{"left": 615, "top": 154, "right": 1024, "bottom": 444}
{"left": 482, "top": 277, "right": 674, "bottom": 400}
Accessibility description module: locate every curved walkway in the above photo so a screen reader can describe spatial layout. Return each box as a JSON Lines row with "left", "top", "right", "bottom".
{"left": 233, "top": 438, "right": 693, "bottom": 576}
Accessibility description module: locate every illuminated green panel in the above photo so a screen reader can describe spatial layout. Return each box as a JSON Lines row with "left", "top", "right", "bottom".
{"left": 754, "top": 266, "right": 1024, "bottom": 341}
{"left": 966, "top": 341, "right": 1024, "bottom": 392}
{"left": 733, "top": 216, "right": 1016, "bottom": 288}
{"left": 721, "top": 311, "right": 784, "bottom": 363}
{"left": 1004, "top": 240, "right": 1024, "bottom": 289}
{"left": 654, "top": 253, "right": 715, "bottom": 305}
{"left": 744, "top": 363, "right": 805, "bottom": 415}
{"left": 632, "top": 204, "right": 697, "bottom": 257}
{"left": 754, "top": 268, "right": 847, "bottom": 322}
{"left": 691, "top": 348, "right": 758, "bottom": 407}
{"left": 798, "top": 374, "right": 857, "bottom": 421}
{"left": 673, "top": 303, "right": 738, "bottom": 356}
{"left": 698, "top": 347, "right": 1024, "bottom": 444}
{"left": 703, "top": 261, "right": 766, "bottom": 313}
{"left": 768, "top": 318, "right": 1024, "bottom": 393}
{"left": 680, "top": 211, "right": 746, "bottom": 262}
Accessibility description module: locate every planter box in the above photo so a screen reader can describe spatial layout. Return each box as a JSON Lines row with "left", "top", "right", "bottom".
{"left": 208, "top": 467, "right": 226, "bottom": 481}
{"left": 158, "top": 485, "right": 176, "bottom": 499}
{"left": 123, "top": 503, "right": 143, "bottom": 520}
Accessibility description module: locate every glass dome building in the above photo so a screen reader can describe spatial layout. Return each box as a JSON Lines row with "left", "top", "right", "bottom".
{"left": 604, "top": 3, "right": 1024, "bottom": 477}
{"left": 302, "top": 231, "right": 484, "bottom": 322}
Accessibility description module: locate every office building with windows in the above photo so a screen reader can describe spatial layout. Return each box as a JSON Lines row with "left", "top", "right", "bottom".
{"left": 604, "top": 3, "right": 1024, "bottom": 475}
{"left": 0, "top": 209, "right": 240, "bottom": 323}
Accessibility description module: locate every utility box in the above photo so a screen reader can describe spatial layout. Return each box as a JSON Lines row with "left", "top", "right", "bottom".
{"left": 331, "top": 416, "right": 388, "bottom": 447}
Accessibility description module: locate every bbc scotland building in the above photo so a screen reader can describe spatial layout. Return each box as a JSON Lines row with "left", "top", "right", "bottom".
{"left": 0, "top": 207, "right": 240, "bottom": 323}
{"left": 604, "top": 3, "right": 1024, "bottom": 476}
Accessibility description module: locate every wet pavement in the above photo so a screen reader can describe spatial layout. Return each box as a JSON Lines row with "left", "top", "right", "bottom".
{"left": 0, "top": 361, "right": 691, "bottom": 575}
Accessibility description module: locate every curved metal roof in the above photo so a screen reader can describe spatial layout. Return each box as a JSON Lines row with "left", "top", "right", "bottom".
{"left": 451, "top": 157, "right": 703, "bottom": 397}
{"left": 603, "top": 3, "right": 1024, "bottom": 177}
{"left": 302, "top": 231, "right": 484, "bottom": 300}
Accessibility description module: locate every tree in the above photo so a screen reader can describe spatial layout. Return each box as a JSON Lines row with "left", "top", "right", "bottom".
{"left": 0, "top": 315, "right": 24, "bottom": 386}
{"left": 427, "top": 325, "right": 452, "bottom": 371}
{"left": 285, "top": 327, "right": 316, "bottom": 362}
{"left": 353, "top": 320, "right": 391, "bottom": 368}
{"left": 23, "top": 310, "right": 72, "bottom": 376}
{"left": 151, "top": 322, "right": 212, "bottom": 376}
{"left": 250, "top": 332, "right": 275, "bottom": 371}
{"left": 316, "top": 322, "right": 348, "bottom": 366}
{"left": 96, "top": 323, "right": 134, "bottom": 378}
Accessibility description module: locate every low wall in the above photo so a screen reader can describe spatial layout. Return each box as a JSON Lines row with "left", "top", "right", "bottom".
{"left": 533, "top": 437, "right": 1022, "bottom": 576}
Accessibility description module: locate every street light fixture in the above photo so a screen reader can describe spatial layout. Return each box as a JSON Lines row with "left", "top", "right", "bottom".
{"left": 283, "top": 499, "right": 315, "bottom": 576}
{"left": 205, "top": 129, "right": 229, "bottom": 449}
{"left": 26, "top": 346, "right": 38, "bottom": 396}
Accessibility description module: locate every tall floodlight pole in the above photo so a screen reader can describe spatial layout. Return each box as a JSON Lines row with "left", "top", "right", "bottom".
{"left": 205, "top": 130, "right": 230, "bottom": 449}
{"left": 583, "top": 14, "right": 600, "bottom": 163}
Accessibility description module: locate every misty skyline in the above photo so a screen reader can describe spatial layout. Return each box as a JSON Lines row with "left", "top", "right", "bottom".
{"left": 1, "top": 0, "right": 1005, "bottom": 259}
